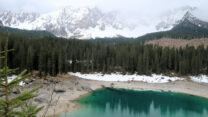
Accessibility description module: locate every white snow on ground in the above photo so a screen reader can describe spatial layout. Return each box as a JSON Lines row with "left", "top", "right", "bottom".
{"left": 69, "top": 72, "right": 183, "bottom": 83}
{"left": 8, "top": 75, "right": 24, "bottom": 86}
{"left": 190, "top": 75, "right": 208, "bottom": 83}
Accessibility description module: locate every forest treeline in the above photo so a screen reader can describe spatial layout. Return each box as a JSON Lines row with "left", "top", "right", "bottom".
{"left": 1, "top": 32, "right": 207, "bottom": 77}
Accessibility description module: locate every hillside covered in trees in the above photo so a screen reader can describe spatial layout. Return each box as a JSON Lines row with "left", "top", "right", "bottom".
{"left": 1, "top": 16, "right": 208, "bottom": 77}
{"left": 1, "top": 26, "right": 54, "bottom": 38}
{"left": 0, "top": 31, "right": 207, "bottom": 77}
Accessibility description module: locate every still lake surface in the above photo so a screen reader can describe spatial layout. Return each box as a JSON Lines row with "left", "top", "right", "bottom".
{"left": 61, "top": 88, "right": 208, "bottom": 117}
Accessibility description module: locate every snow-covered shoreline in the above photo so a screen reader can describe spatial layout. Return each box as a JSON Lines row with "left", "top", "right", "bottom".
{"left": 69, "top": 72, "right": 208, "bottom": 84}
{"left": 190, "top": 75, "right": 208, "bottom": 83}
{"left": 15, "top": 73, "right": 207, "bottom": 116}
{"left": 69, "top": 72, "right": 183, "bottom": 83}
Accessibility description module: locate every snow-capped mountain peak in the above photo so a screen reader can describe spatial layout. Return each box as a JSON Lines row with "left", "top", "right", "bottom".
{"left": 0, "top": 6, "right": 206, "bottom": 39}
{"left": 155, "top": 6, "right": 197, "bottom": 31}
{"left": 182, "top": 11, "right": 194, "bottom": 20}
{"left": 180, "top": 11, "right": 208, "bottom": 29}
{"left": 0, "top": 6, "right": 128, "bottom": 39}
{"left": 0, "top": 11, "right": 40, "bottom": 26}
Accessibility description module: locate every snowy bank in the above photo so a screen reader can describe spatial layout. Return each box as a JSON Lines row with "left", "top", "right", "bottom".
{"left": 190, "top": 75, "right": 208, "bottom": 83}
{"left": 69, "top": 72, "right": 183, "bottom": 83}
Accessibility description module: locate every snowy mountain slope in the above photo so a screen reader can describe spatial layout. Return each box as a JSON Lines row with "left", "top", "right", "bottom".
{"left": 0, "top": 6, "right": 126, "bottom": 39}
{"left": 155, "top": 6, "right": 197, "bottom": 31}
{"left": 136, "top": 11, "right": 208, "bottom": 41}
{"left": 0, "top": 6, "right": 205, "bottom": 39}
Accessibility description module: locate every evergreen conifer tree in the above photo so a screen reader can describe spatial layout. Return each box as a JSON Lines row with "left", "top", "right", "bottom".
{"left": 0, "top": 28, "right": 43, "bottom": 117}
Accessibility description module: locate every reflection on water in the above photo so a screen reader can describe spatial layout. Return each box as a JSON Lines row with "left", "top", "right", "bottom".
{"left": 63, "top": 88, "right": 208, "bottom": 117}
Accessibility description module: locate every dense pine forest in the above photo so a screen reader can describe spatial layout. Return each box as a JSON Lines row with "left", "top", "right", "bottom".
{"left": 1, "top": 31, "right": 207, "bottom": 77}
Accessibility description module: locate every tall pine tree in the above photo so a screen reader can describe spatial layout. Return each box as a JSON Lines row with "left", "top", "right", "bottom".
{"left": 0, "top": 29, "right": 43, "bottom": 117}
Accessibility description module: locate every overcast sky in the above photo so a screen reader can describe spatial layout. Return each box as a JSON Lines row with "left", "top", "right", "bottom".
{"left": 0, "top": 0, "right": 207, "bottom": 20}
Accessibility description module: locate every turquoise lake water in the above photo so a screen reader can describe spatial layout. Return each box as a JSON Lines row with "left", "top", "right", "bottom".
{"left": 61, "top": 88, "right": 208, "bottom": 117}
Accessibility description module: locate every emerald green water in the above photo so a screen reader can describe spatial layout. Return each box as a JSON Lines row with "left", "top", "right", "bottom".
{"left": 62, "top": 88, "right": 208, "bottom": 117}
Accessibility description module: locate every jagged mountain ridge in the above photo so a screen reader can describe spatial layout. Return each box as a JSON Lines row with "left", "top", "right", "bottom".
{"left": 0, "top": 7, "right": 126, "bottom": 39}
{"left": 180, "top": 11, "right": 208, "bottom": 29}
{"left": 0, "top": 6, "right": 207, "bottom": 39}
{"left": 155, "top": 6, "right": 197, "bottom": 31}
{"left": 136, "top": 13, "right": 208, "bottom": 42}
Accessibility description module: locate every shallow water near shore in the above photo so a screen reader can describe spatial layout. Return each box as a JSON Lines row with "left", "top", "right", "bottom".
{"left": 61, "top": 88, "right": 208, "bottom": 117}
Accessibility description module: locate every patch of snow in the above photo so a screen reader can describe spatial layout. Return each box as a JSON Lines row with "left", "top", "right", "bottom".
{"left": 190, "top": 75, "right": 208, "bottom": 83}
{"left": 8, "top": 75, "right": 24, "bottom": 86}
{"left": 68, "top": 72, "right": 183, "bottom": 83}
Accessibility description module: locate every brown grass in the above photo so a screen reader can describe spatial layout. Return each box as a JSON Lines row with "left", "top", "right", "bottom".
{"left": 145, "top": 38, "right": 208, "bottom": 48}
